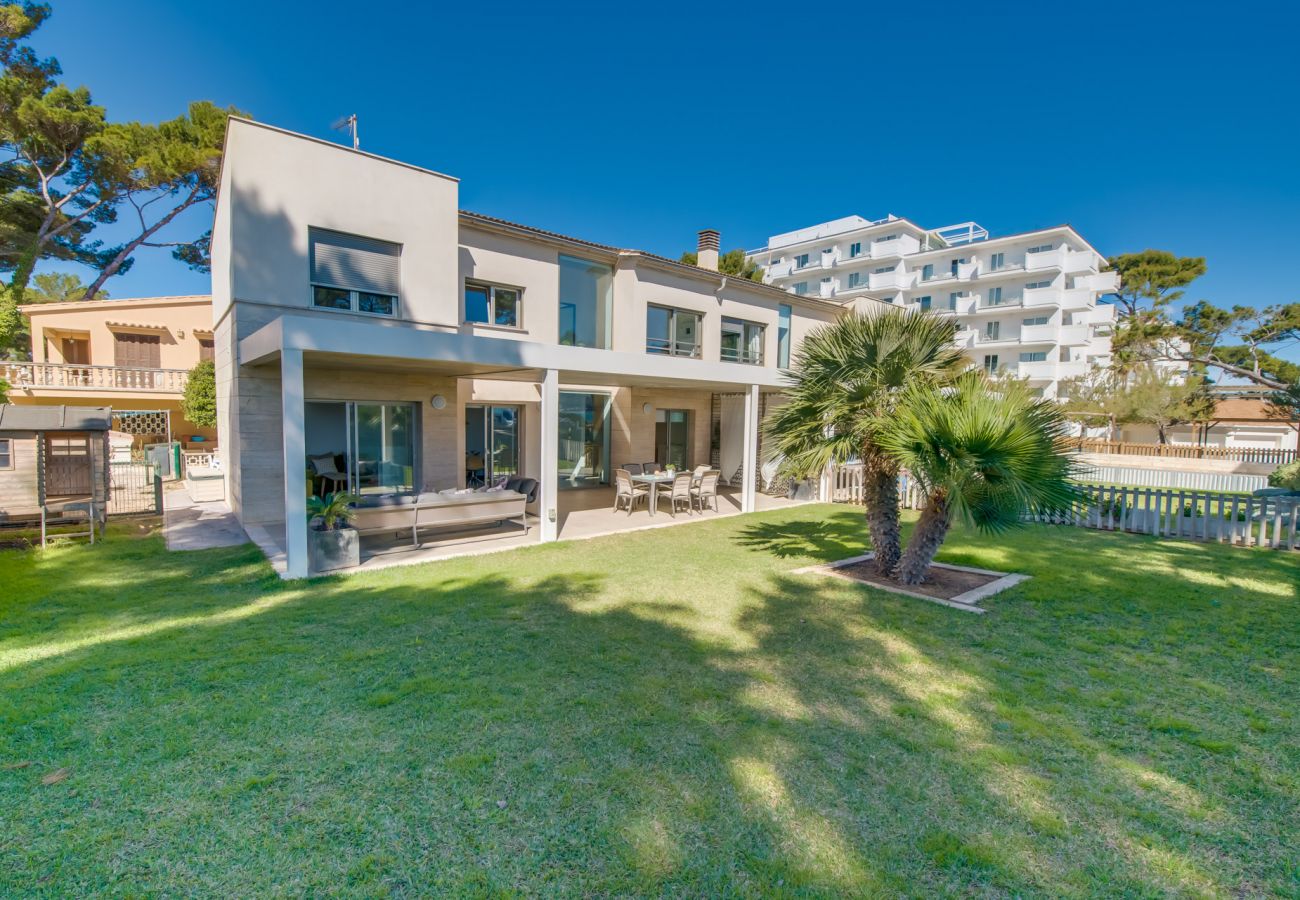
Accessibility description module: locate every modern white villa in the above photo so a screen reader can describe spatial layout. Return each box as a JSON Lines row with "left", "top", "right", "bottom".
{"left": 747, "top": 215, "right": 1119, "bottom": 399}
{"left": 211, "top": 119, "right": 842, "bottom": 578}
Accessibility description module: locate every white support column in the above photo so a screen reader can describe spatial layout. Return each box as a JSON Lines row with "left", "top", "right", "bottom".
{"left": 281, "top": 348, "right": 308, "bottom": 579}
{"left": 742, "top": 383, "right": 760, "bottom": 513}
{"left": 539, "top": 368, "right": 559, "bottom": 542}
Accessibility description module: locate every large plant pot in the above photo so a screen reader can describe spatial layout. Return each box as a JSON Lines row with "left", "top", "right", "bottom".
{"left": 308, "top": 524, "right": 359, "bottom": 573}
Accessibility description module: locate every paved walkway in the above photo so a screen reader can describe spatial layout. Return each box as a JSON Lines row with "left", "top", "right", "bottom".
{"left": 163, "top": 488, "right": 249, "bottom": 551}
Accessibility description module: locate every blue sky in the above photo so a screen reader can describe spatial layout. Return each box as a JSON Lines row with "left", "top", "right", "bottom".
{"left": 35, "top": 0, "right": 1300, "bottom": 334}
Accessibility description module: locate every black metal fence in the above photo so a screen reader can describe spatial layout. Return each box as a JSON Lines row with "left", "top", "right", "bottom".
{"left": 107, "top": 462, "right": 162, "bottom": 516}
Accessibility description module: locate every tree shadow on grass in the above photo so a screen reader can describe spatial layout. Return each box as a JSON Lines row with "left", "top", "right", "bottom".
{"left": 1, "top": 510, "right": 1296, "bottom": 895}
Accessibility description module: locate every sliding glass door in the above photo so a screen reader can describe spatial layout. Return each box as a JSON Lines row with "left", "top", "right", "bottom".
{"left": 354, "top": 402, "right": 415, "bottom": 494}
{"left": 558, "top": 391, "right": 610, "bottom": 488}
{"left": 465, "top": 405, "right": 520, "bottom": 486}
{"left": 306, "top": 400, "right": 417, "bottom": 497}
{"left": 655, "top": 409, "right": 691, "bottom": 469}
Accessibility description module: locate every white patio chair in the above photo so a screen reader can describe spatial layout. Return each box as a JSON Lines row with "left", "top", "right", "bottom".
{"left": 614, "top": 468, "right": 649, "bottom": 515}
{"left": 691, "top": 470, "right": 720, "bottom": 513}
{"left": 668, "top": 472, "right": 694, "bottom": 517}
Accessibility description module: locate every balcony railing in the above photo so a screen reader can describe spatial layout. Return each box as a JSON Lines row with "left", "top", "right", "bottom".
{"left": 1, "top": 362, "right": 190, "bottom": 393}
{"left": 720, "top": 347, "right": 764, "bottom": 365}
{"left": 645, "top": 338, "right": 702, "bottom": 359}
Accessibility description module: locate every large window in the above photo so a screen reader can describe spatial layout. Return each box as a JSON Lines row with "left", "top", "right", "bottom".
{"left": 646, "top": 305, "right": 701, "bottom": 358}
{"left": 921, "top": 263, "right": 934, "bottom": 282}
{"left": 558, "top": 392, "right": 610, "bottom": 488}
{"left": 304, "top": 400, "right": 416, "bottom": 497}
{"left": 1019, "top": 351, "right": 1048, "bottom": 362}
{"left": 986, "top": 286, "right": 1003, "bottom": 306}
{"left": 309, "top": 228, "right": 401, "bottom": 317}
{"left": 777, "top": 304, "right": 792, "bottom": 368}
{"left": 918, "top": 295, "right": 932, "bottom": 312}
{"left": 849, "top": 242, "right": 861, "bottom": 258}
{"left": 983, "top": 354, "right": 999, "bottom": 373}
{"left": 558, "top": 255, "right": 612, "bottom": 349}
{"left": 721, "top": 317, "right": 764, "bottom": 365}
{"left": 465, "top": 281, "right": 522, "bottom": 327}
{"left": 989, "top": 252, "right": 1005, "bottom": 271}
{"left": 792, "top": 281, "right": 808, "bottom": 295}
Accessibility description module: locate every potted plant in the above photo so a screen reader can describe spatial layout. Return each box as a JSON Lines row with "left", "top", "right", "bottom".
{"left": 307, "top": 491, "right": 360, "bottom": 573}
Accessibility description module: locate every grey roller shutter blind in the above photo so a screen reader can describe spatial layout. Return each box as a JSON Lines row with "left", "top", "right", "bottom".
{"left": 310, "top": 228, "right": 401, "bottom": 295}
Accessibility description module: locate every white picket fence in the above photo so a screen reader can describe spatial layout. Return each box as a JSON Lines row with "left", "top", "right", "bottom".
{"left": 828, "top": 463, "right": 1299, "bottom": 551}
{"left": 1031, "top": 484, "right": 1299, "bottom": 550}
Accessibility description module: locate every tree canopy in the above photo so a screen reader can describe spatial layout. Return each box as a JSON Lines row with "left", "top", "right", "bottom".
{"left": 679, "top": 248, "right": 764, "bottom": 281}
{"left": 0, "top": 2, "right": 243, "bottom": 356}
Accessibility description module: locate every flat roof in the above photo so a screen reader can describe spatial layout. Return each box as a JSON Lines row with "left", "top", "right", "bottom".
{"left": 0, "top": 404, "right": 112, "bottom": 431}
{"left": 21, "top": 294, "right": 211, "bottom": 315}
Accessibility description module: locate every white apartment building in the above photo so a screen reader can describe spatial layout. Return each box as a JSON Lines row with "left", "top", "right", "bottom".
{"left": 748, "top": 215, "right": 1120, "bottom": 399}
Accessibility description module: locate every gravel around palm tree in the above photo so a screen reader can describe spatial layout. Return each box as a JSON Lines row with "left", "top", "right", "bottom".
{"left": 765, "top": 309, "right": 967, "bottom": 575}
{"left": 878, "top": 370, "right": 1079, "bottom": 584}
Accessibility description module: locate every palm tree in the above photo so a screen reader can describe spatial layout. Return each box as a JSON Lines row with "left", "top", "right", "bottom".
{"left": 766, "top": 309, "right": 967, "bottom": 575}
{"left": 877, "top": 371, "right": 1079, "bottom": 585}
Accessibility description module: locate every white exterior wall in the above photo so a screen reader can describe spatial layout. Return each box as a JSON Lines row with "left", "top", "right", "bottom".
{"left": 213, "top": 119, "right": 460, "bottom": 327}
{"left": 211, "top": 119, "right": 847, "bottom": 560}
{"left": 751, "top": 218, "right": 1117, "bottom": 399}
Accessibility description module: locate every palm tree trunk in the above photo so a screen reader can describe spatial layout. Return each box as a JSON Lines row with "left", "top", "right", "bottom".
{"left": 862, "top": 455, "right": 901, "bottom": 576}
{"left": 894, "top": 492, "right": 951, "bottom": 585}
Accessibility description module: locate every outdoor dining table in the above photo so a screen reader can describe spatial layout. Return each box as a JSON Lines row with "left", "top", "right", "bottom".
{"left": 630, "top": 471, "right": 678, "bottom": 516}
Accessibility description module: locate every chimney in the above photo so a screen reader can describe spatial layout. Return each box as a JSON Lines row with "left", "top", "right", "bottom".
{"left": 696, "top": 229, "right": 720, "bottom": 271}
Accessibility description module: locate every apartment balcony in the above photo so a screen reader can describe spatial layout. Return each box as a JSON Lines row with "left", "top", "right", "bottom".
{"left": 1056, "top": 323, "right": 1091, "bottom": 345}
{"left": 1, "top": 362, "right": 190, "bottom": 394}
{"left": 1024, "top": 247, "right": 1065, "bottom": 272}
{"left": 868, "top": 269, "right": 915, "bottom": 291}
{"left": 818, "top": 280, "right": 837, "bottom": 299}
{"left": 1075, "top": 271, "right": 1120, "bottom": 293}
{"left": 1063, "top": 249, "right": 1097, "bottom": 274}
{"left": 956, "top": 260, "right": 980, "bottom": 281}
{"left": 1019, "top": 323, "right": 1060, "bottom": 344}
{"left": 767, "top": 260, "right": 795, "bottom": 279}
{"left": 1059, "top": 288, "right": 1097, "bottom": 309}
{"left": 1023, "top": 287, "right": 1062, "bottom": 308}
{"left": 1079, "top": 303, "right": 1117, "bottom": 325}
{"left": 1019, "top": 359, "right": 1087, "bottom": 382}
{"left": 953, "top": 329, "right": 977, "bottom": 349}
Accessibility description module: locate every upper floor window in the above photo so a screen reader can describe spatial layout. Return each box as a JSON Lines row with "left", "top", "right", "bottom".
{"left": 0, "top": 438, "right": 11, "bottom": 469}
{"left": 198, "top": 337, "right": 214, "bottom": 362}
{"left": 646, "top": 305, "right": 701, "bottom": 358}
{"left": 721, "top": 317, "right": 764, "bottom": 365}
{"left": 558, "top": 255, "right": 612, "bottom": 348}
{"left": 918, "top": 295, "right": 932, "bottom": 311}
{"left": 950, "top": 257, "right": 967, "bottom": 276}
{"left": 847, "top": 272, "right": 861, "bottom": 288}
{"left": 983, "top": 354, "right": 999, "bottom": 373}
{"left": 792, "top": 281, "right": 808, "bottom": 295}
{"left": 921, "top": 263, "right": 934, "bottom": 282}
{"left": 465, "top": 281, "right": 522, "bottom": 328}
{"left": 777, "top": 304, "right": 792, "bottom": 368}
{"left": 1027, "top": 244, "right": 1054, "bottom": 254}
{"left": 795, "top": 253, "right": 810, "bottom": 268}
{"left": 947, "top": 292, "right": 961, "bottom": 310}
{"left": 877, "top": 234, "right": 898, "bottom": 242}
{"left": 309, "top": 228, "right": 401, "bottom": 317}
{"left": 1019, "top": 351, "right": 1048, "bottom": 362}
{"left": 849, "top": 242, "right": 861, "bottom": 258}
{"left": 873, "top": 266, "right": 893, "bottom": 274}
{"left": 1025, "top": 280, "right": 1052, "bottom": 290}
{"left": 989, "top": 252, "right": 1005, "bottom": 271}
{"left": 1022, "top": 315, "right": 1051, "bottom": 326}
{"left": 986, "top": 286, "right": 1003, "bottom": 306}
{"left": 770, "top": 257, "right": 783, "bottom": 266}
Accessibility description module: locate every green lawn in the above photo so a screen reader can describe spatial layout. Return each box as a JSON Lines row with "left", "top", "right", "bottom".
{"left": 1, "top": 506, "right": 1297, "bottom": 896}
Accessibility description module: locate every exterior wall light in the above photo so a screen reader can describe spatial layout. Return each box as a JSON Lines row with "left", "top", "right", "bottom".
{"left": 430, "top": 394, "right": 447, "bottom": 410}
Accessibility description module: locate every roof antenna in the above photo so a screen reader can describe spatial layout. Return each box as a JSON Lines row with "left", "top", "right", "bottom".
{"left": 331, "top": 114, "right": 359, "bottom": 150}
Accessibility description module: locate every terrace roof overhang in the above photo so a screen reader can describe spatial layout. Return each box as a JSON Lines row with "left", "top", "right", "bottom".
{"left": 239, "top": 314, "right": 787, "bottom": 393}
